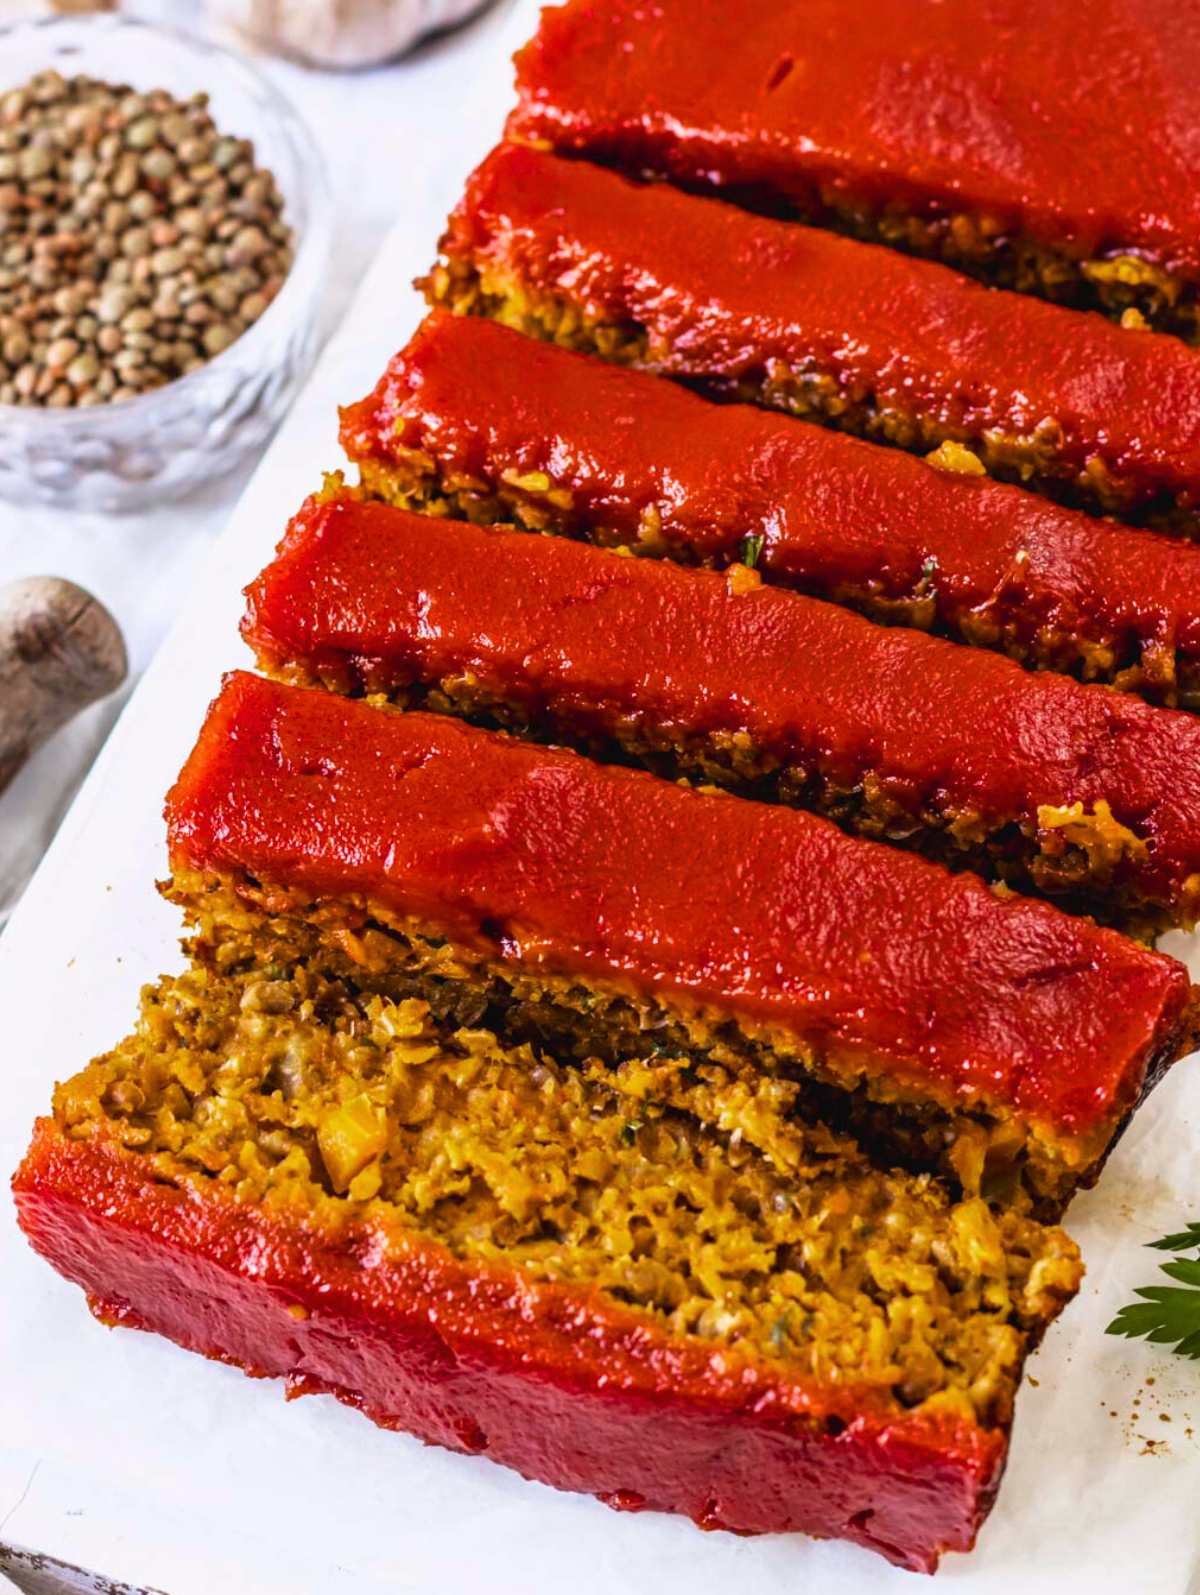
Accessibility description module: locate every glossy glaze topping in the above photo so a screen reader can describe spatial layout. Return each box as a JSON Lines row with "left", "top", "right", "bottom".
{"left": 509, "top": 0, "right": 1200, "bottom": 281}
{"left": 166, "top": 672, "right": 1192, "bottom": 1144}
{"left": 245, "top": 493, "right": 1200, "bottom": 918}
{"left": 437, "top": 145, "right": 1200, "bottom": 507}
{"left": 343, "top": 312, "right": 1200, "bottom": 698}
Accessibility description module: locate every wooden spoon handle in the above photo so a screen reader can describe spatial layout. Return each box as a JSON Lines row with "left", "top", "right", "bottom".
{"left": 0, "top": 577, "right": 128, "bottom": 797}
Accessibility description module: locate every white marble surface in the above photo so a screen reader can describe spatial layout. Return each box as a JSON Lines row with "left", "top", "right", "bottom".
{"left": 0, "top": 0, "right": 518, "bottom": 922}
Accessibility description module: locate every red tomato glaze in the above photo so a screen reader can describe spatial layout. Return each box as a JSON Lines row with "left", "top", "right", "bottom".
{"left": 244, "top": 492, "right": 1200, "bottom": 921}
{"left": 166, "top": 673, "right": 1192, "bottom": 1154}
{"left": 437, "top": 145, "right": 1200, "bottom": 512}
{"left": 14, "top": 1124, "right": 1006, "bottom": 1572}
{"left": 509, "top": 0, "right": 1200, "bottom": 283}
{"left": 343, "top": 312, "right": 1200, "bottom": 701}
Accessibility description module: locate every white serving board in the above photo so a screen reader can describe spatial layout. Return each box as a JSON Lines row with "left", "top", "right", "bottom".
{"left": 2, "top": 3, "right": 1199, "bottom": 1588}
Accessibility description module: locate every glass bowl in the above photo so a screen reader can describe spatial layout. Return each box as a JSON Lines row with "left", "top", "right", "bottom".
{"left": 0, "top": 14, "right": 332, "bottom": 513}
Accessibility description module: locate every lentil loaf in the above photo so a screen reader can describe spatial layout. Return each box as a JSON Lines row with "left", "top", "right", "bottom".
{"left": 15, "top": 3, "right": 1200, "bottom": 1571}
{"left": 342, "top": 312, "right": 1200, "bottom": 706}
{"left": 244, "top": 490, "right": 1200, "bottom": 932}
{"left": 424, "top": 144, "right": 1200, "bottom": 532}
{"left": 508, "top": 0, "right": 1200, "bottom": 339}
{"left": 13, "top": 952, "right": 1082, "bottom": 1572}
{"left": 163, "top": 672, "right": 1196, "bottom": 1215}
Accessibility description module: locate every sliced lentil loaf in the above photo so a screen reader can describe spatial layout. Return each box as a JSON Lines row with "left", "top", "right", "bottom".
{"left": 244, "top": 489, "right": 1200, "bottom": 934}
{"left": 508, "top": 0, "right": 1200, "bottom": 338}
{"left": 424, "top": 144, "right": 1200, "bottom": 533}
{"left": 342, "top": 311, "right": 1200, "bottom": 708}
{"left": 164, "top": 672, "right": 1197, "bottom": 1216}
{"left": 15, "top": 949, "right": 1082, "bottom": 1572}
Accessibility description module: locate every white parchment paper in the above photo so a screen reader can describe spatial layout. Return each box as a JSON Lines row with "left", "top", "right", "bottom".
{"left": 2, "top": 3, "right": 1198, "bottom": 1587}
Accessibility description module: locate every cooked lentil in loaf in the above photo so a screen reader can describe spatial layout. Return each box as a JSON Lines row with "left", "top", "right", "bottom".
{"left": 13, "top": 951, "right": 1082, "bottom": 1571}
{"left": 244, "top": 491, "right": 1200, "bottom": 932}
{"left": 342, "top": 313, "right": 1200, "bottom": 707}
{"left": 425, "top": 145, "right": 1200, "bottom": 532}
{"left": 164, "top": 673, "right": 1196, "bottom": 1215}
{"left": 508, "top": 0, "right": 1200, "bottom": 339}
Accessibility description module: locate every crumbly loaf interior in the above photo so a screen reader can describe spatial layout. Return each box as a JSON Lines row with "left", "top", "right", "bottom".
{"left": 167, "top": 870, "right": 1104, "bottom": 1219}
{"left": 56, "top": 947, "right": 1081, "bottom": 1427}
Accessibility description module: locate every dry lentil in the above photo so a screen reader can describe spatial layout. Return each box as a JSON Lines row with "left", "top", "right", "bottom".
{"left": 0, "top": 69, "right": 294, "bottom": 408}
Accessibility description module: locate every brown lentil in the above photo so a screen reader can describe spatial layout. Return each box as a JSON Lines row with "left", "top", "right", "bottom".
{"left": 0, "top": 69, "right": 294, "bottom": 408}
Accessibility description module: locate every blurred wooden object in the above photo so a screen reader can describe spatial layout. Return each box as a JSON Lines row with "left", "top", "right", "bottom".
{"left": 0, "top": 578, "right": 127, "bottom": 797}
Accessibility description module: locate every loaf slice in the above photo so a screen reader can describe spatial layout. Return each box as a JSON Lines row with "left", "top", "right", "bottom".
{"left": 163, "top": 673, "right": 1196, "bottom": 1214}
{"left": 244, "top": 490, "right": 1200, "bottom": 933}
{"left": 15, "top": 950, "right": 1081, "bottom": 1572}
{"left": 424, "top": 145, "right": 1200, "bottom": 532}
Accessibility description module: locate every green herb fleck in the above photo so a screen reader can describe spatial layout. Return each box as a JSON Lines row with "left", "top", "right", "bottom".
{"left": 740, "top": 533, "right": 765, "bottom": 569}
{"left": 1107, "top": 1224, "right": 1200, "bottom": 1359}
{"left": 621, "top": 1119, "right": 644, "bottom": 1145}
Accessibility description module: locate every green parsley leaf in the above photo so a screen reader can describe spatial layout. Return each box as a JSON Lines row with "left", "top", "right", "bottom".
{"left": 1150, "top": 1222, "right": 1200, "bottom": 1252}
{"left": 1106, "top": 1224, "right": 1200, "bottom": 1358}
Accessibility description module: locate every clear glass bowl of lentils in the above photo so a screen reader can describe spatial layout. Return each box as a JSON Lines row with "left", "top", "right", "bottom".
{"left": 0, "top": 13, "right": 331, "bottom": 511}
